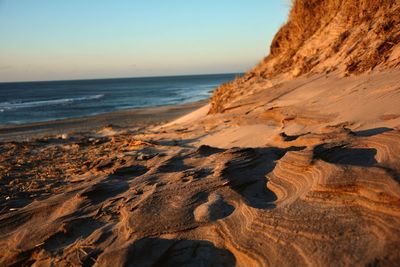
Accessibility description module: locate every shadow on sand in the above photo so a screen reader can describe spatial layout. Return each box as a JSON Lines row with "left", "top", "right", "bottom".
{"left": 124, "top": 237, "right": 236, "bottom": 267}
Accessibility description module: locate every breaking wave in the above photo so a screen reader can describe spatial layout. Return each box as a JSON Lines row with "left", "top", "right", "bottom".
{"left": 0, "top": 94, "right": 104, "bottom": 111}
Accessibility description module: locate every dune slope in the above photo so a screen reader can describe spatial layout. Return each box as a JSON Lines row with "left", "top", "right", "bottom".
{"left": 210, "top": 0, "right": 400, "bottom": 113}
{"left": 1, "top": 69, "right": 400, "bottom": 266}
{"left": 1, "top": 0, "right": 400, "bottom": 266}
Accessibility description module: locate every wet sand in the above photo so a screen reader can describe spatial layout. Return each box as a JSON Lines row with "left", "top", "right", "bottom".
{"left": 0, "top": 100, "right": 206, "bottom": 141}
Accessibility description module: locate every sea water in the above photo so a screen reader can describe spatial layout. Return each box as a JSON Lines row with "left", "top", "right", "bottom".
{"left": 0, "top": 73, "right": 237, "bottom": 125}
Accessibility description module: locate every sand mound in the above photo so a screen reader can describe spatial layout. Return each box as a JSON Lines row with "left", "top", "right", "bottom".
{"left": 210, "top": 0, "right": 400, "bottom": 113}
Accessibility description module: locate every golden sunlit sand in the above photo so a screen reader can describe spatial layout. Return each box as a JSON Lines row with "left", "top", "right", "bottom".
{"left": 1, "top": 0, "right": 400, "bottom": 266}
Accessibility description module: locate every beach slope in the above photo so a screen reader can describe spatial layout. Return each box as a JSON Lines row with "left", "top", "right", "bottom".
{"left": 1, "top": 0, "right": 400, "bottom": 266}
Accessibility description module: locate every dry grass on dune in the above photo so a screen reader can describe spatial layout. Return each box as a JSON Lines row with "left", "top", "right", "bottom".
{"left": 265, "top": 0, "right": 400, "bottom": 76}
{"left": 209, "top": 0, "right": 400, "bottom": 113}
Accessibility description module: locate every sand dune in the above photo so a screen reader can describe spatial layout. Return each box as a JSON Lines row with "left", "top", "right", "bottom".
{"left": 1, "top": 0, "right": 400, "bottom": 266}
{"left": 1, "top": 68, "right": 400, "bottom": 266}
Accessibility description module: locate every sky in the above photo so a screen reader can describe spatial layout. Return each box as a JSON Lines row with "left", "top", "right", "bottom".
{"left": 0, "top": 1, "right": 289, "bottom": 82}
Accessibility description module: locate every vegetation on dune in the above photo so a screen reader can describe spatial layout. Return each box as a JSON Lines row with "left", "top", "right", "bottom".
{"left": 209, "top": 0, "right": 400, "bottom": 113}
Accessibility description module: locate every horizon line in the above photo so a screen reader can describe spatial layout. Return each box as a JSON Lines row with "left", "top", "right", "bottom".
{"left": 0, "top": 71, "right": 245, "bottom": 85}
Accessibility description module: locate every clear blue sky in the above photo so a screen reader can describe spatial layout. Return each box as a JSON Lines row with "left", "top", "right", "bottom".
{"left": 0, "top": 0, "right": 289, "bottom": 82}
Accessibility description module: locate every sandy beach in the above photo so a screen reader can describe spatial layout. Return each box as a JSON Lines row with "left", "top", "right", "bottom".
{"left": 0, "top": 100, "right": 206, "bottom": 142}
{"left": 1, "top": 69, "right": 400, "bottom": 266}
{"left": 1, "top": 0, "right": 399, "bottom": 266}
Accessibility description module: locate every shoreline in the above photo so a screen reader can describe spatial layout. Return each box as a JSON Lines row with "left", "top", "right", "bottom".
{"left": 0, "top": 100, "right": 207, "bottom": 141}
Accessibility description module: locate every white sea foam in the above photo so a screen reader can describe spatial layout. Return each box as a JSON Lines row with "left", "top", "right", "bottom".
{"left": 0, "top": 94, "right": 104, "bottom": 111}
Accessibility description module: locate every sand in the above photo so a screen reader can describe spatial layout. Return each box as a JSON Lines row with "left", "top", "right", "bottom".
{"left": 2, "top": 0, "right": 399, "bottom": 264}
{"left": 1, "top": 69, "right": 399, "bottom": 266}
{"left": 0, "top": 100, "right": 206, "bottom": 142}
{"left": 1, "top": 0, "right": 399, "bottom": 264}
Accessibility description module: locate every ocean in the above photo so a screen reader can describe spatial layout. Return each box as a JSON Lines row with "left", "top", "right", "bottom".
{"left": 0, "top": 73, "right": 237, "bottom": 125}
